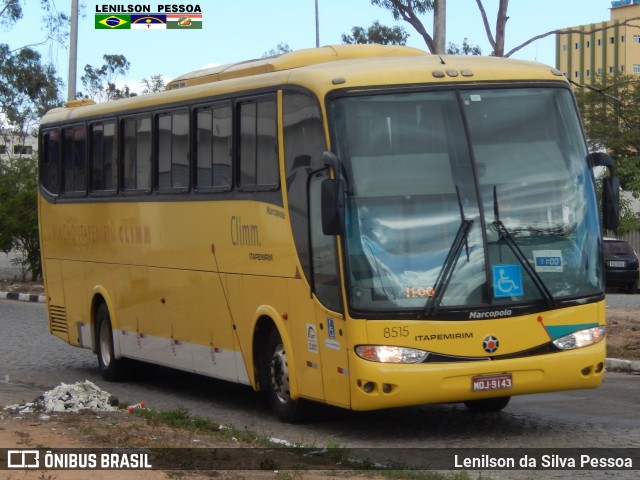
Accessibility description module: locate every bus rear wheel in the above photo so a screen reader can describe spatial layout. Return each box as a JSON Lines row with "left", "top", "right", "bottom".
{"left": 266, "top": 328, "right": 308, "bottom": 423}
{"left": 96, "top": 302, "right": 126, "bottom": 381}
{"left": 464, "top": 396, "right": 511, "bottom": 413}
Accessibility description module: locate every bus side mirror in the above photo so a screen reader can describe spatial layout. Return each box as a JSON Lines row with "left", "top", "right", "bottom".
{"left": 602, "top": 175, "right": 620, "bottom": 231}
{"left": 588, "top": 152, "right": 620, "bottom": 231}
{"left": 321, "top": 178, "right": 345, "bottom": 235}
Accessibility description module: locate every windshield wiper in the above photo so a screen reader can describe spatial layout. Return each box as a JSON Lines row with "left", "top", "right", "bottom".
{"left": 424, "top": 186, "right": 473, "bottom": 317}
{"left": 492, "top": 186, "right": 555, "bottom": 308}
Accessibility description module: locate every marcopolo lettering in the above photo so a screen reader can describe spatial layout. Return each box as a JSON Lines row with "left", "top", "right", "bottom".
{"left": 469, "top": 309, "right": 513, "bottom": 319}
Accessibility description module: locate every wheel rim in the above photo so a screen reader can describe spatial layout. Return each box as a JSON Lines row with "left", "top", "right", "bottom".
{"left": 99, "top": 320, "right": 112, "bottom": 367}
{"left": 270, "top": 344, "right": 290, "bottom": 405}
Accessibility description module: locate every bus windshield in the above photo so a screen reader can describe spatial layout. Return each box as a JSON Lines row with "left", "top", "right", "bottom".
{"left": 330, "top": 87, "right": 602, "bottom": 315}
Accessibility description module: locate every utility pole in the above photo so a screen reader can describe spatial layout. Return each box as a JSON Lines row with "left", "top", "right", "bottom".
{"left": 315, "top": 0, "right": 320, "bottom": 47}
{"left": 67, "top": 0, "right": 79, "bottom": 101}
{"left": 433, "top": 0, "right": 446, "bottom": 54}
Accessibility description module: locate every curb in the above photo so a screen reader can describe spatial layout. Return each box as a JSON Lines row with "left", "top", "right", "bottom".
{"left": 0, "top": 291, "right": 46, "bottom": 303}
{"left": 605, "top": 357, "right": 640, "bottom": 374}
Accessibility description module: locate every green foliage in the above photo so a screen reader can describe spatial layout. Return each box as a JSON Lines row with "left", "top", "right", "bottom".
{"left": 79, "top": 54, "right": 132, "bottom": 102}
{"left": 0, "top": 44, "right": 63, "bottom": 133}
{"left": 446, "top": 38, "right": 482, "bottom": 55}
{"left": 0, "top": 155, "right": 41, "bottom": 280}
{"left": 575, "top": 74, "right": 640, "bottom": 233}
{"left": 342, "top": 20, "right": 409, "bottom": 45}
{"left": 263, "top": 42, "right": 292, "bottom": 58}
{"left": 141, "top": 74, "right": 165, "bottom": 94}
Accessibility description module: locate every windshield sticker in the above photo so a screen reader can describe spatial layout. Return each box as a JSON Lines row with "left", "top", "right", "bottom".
{"left": 492, "top": 264, "right": 523, "bottom": 298}
{"left": 533, "top": 250, "right": 564, "bottom": 273}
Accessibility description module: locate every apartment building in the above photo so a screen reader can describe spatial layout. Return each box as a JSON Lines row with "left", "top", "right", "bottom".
{"left": 556, "top": 0, "right": 640, "bottom": 85}
{"left": 0, "top": 130, "right": 37, "bottom": 161}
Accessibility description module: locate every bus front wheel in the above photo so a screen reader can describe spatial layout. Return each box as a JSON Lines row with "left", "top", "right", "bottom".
{"left": 96, "top": 302, "right": 126, "bottom": 381}
{"left": 266, "top": 328, "right": 308, "bottom": 423}
{"left": 464, "top": 396, "right": 511, "bottom": 413}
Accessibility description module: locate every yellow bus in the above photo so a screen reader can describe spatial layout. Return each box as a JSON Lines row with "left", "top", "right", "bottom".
{"left": 38, "top": 45, "right": 619, "bottom": 422}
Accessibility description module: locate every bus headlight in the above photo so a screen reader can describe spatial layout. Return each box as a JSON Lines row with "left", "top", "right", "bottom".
{"left": 355, "top": 345, "right": 428, "bottom": 363}
{"left": 552, "top": 326, "right": 606, "bottom": 350}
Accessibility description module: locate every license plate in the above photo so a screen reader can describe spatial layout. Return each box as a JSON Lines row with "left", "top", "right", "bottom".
{"left": 471, "top": 373, "right": 513, "bottom": 392}
{"left": 609, "top": 261, "right": 626, "bottom": 268}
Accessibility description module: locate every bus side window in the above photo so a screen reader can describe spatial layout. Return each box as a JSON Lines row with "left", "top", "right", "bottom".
{"left": 157, "top": 110, "right": 189, "bottom": 191}
{"left": 195, "top": 103, "right": 232, "bottom": 191}
{"left": 62, "top": 125, "right": 87, "bottom": 195}
{"left": 40, "top": 130, "right": 61, "bottom": 196}
{"left": 90, "top": 121, "right": 117, "bottom": 193}
{"left": 238, "top": 96, "right": 279, "bottom": 190}
{"left": 122, "top": 116, "right": 152, "bottom": 193}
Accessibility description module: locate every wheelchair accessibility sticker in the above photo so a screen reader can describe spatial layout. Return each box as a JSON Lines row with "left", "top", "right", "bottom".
{"left": 492, "top": 264, "right": 523, "bottom": 298}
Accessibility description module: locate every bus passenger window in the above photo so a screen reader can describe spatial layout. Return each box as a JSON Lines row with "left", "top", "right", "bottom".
{"left": 238, "top": 97, "right": 278, "bottom": 190}
{"left": 40, "top": 130, "right": 61, "bottom": 195}
{"left": 195, "top": 104, "right": 232, "bottom": 190}
{"left": 62, "top": 125, "right": 87, "bottom": 194}
{"left": 90, "top": 121, "right": 116, "bottom": 193}
{"left": 122, "top": 117, "right": 152, "bottom": 192}
{"left": 157, "top": 110, "right": 189, "bottom": 190}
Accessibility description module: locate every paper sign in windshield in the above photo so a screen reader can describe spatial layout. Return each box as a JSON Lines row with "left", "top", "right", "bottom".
{"left": 533, "top": 250, "right": 564, "bottom": 273}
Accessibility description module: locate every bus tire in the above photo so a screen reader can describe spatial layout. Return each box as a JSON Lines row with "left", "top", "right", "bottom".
{"left": 266, "top": 328, "right": 308, "bottom": 423}
{"left": 464, "top": 396, "right": 511, "bottom": 413}
{"left": 96, "top": 302, "right": 126, "bottom": 381}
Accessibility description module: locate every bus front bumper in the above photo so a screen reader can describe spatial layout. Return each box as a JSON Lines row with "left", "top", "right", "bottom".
{"left": 348, "top": 342, "right": 606, "bottom": 411}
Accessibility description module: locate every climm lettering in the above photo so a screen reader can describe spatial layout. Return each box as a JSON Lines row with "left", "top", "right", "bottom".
{"left": 95, "top": 5, "right": 151, "bottom": 13}
{"left": 230, "top": 216, "right": 260, "bottom": 246}
{"left": 119, "top": 225, "right": 151, "bottom": 245}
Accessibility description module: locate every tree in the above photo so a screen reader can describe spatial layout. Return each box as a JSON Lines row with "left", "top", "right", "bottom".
{"left": 371, "top": 0, "right": 436, "bottom": 51}
{"left": 141, "top": 74, "right": 165, "bottom": 94}
{"left": 0, "top": 44, "right": 62, "bottom": 136}
{"left": 575, "top": 74, "right": 640, "bottom": 234}
{"left": 0, "top": 154, "right": 41, "bottom": 280}
{"left": 446, "top": 38, "right": 482, "bottom": 55}
{"left": 1, "top": 1, "right": 69, "bottom": 49}
{"left": 341, "top": 20, "right": 409, "bottom": 45}
{"left": 262, "top": 42, "right": 292, "bottom": 58}
{"left": 79, "top": 54, "right": 132, "bottom": 102}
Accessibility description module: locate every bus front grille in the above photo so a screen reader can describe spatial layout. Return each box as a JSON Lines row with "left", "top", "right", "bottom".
{"left": 49, "top": 305, "right": 68, "bottom": 334}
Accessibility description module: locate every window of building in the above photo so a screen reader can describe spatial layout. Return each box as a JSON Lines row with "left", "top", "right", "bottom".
{"left": 575, "top": 71, "right": 580, "bottom": 78}
{"left": 13, "top": 145, "right": 33, "bottom": 155}
{"left": 122, "top": 116, "right": 152, "bottom": 192}
{"left": 621, "top": 35, "right": 625, "bottom": 43}
{"left": 609, "top": 66, "right": 614, "bottom": 73}
{"left": 62, "top": 126, "right": 87, "bottom": 194}
{"left": 0, "top": 145, "right": 6, "bottom": 155}
{"left": 238, "top": 96, "right": 278, "bottom": 190}
{"left": 157, "top": 110, "right": 189, "bottom": 190}
{"left": 575, "top": 43, "right": 580, "bottom": 49}
{"left": 598, "top": 39, "right": 602, "bottom": 46}
{"left": 562, "top": 44, "right": 568, "bottom": 52}
{"left": 90, "top": 121, "right": 117, "bottom": 193}
{"left": 586, "top": 40, "right": 591, "bottom": 48}
{"left": 610, "top": 37, "right": 615, "bottom": 44}
{"left": 621, "top": 65, "right": 625, "bottom": 72}
{"left": 634, "top": 35, "right": 640, "bottom": 43}
{"left": 633, "top": 64, "right": 640, "bottom": 73}
{"left": 195, "top": 103, "right": 232, "bottom": 191}
{"left": 586, "top": 69, "right": 591, "bottom": 77}
{"left": 598, "top": 67, "right": 603, "bottom": 74}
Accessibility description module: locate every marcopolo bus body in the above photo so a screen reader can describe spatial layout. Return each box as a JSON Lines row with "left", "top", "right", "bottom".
{"left": 38, "top": 45, "right": 618, "bottom": 421}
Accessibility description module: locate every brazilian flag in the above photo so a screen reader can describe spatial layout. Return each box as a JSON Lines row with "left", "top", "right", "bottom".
{"left": 95, "top": 15, "right": 130, "bottom": 29}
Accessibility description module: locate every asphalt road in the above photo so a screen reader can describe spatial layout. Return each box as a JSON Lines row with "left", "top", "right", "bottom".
{"left": 1, "top": 299, "right": 639, "bottom": 451}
